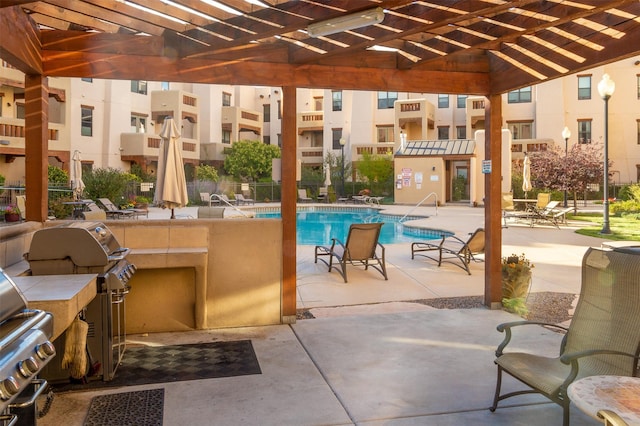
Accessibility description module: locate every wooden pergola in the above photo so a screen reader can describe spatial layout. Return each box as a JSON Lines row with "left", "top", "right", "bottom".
{"left": 2, "top": 0, "right": 640, "bottom": 315}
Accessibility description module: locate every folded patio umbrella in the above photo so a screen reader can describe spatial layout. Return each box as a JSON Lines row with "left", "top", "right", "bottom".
{"left": 154, "top": 117, "right": 188, "bottom": 219}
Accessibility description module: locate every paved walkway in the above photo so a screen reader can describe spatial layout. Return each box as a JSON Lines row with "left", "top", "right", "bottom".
{"left": 40, "top": 203, "right": 615, "bottom": 426}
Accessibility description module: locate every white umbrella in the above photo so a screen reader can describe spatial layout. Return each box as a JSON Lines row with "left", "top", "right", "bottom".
{"left": 324, "top": 163, "right": 331, "bottom": 187}
{"left": 72, "top": 150, "right": 85, "bottom": 201}
{"left": 154, "top": 117, "right": 188, "bottom": 219}
{"left": 522, "top": 153, "right": 532, "bottom": 198}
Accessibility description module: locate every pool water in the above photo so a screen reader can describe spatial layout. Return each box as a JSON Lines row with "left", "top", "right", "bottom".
{"left": 256, "top": 209, "right": 448, "bottom": 245}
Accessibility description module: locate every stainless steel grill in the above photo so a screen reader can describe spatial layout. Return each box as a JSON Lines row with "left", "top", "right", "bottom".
{"left": 0, "top": 268, "right": 55, "bottom": 425}
{"left": 27, "top": 222, "right": 136, "bottom": 382}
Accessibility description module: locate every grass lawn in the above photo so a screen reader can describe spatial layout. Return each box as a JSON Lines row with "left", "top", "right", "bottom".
{"left": 571, "top": 213, "right": 640, "bottom": 241}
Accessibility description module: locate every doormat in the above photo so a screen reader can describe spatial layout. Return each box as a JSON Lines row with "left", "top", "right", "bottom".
{"left": 55, "top": 340, "right": 261, "bottom": 392}
{"left": 84, "top": 388, "right": 164, "bottom": 426}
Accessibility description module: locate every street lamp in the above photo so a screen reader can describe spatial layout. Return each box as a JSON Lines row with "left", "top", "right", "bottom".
{"left": 597, "top": 73, "right": 615, "bottom": 234}
{"left": 339, "top": 137, "right": 346, "bottom": 197}
{"left": 561, "top": 126, "right": 571, "bottom": 208}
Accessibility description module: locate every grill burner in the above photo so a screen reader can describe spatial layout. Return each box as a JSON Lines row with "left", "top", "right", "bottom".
{"left": 0, "top": 269, "right": 55, "bottom": 422}
{"left": 27, "top": 222, "right": 136, "bottom": 382}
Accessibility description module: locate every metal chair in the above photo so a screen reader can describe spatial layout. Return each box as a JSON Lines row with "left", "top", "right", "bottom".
{"left": 314, "top": 223, "right": 387, "bottom": 283}
{"left": 411, "top": 228, "right": 485, "bottom": 275}
{"left": 490, "top": 247, "right": 640, "bottom": 426}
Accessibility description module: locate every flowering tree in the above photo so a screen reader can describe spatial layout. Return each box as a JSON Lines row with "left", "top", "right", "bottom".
{"left": 530, "top": 143, "right": 608, "bottom": 207}
{"left": 223, "top": 140, "right": 281, "bottom": 181}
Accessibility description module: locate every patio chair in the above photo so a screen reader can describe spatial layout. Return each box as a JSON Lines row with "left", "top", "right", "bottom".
{"left": 316, "top": 187, "right": 328, "bottom": 203}
{"left": 490, "top": 246, "right": 640, "bottom": 426}
{"left": 97, "top": 198, "right": 135, "bottom": 219}
{"left": 531, "top": 206, "right": 574, "bottom": 228}
{"left": 314, "top": 222, "right": 388, "bottom": 283}
{"left": 527, "top": 200, "right": 559, "bottom": 227}
{"left": 410, "top": 228, "right": 485, "bottom": 275}
{"left": 536, "top": 192, "right": 551, "bottom": 209}
{"left": 199, "top": 192, "right": 210, "bottom": 205}
{"left": 235, "top": 193, "right": 255, "bottom": 205}
{"left": 81, "top": 199, "right": 107, "bottom": 220}
{"left": 298, "top": 189, "right": 312, "bottom": 203}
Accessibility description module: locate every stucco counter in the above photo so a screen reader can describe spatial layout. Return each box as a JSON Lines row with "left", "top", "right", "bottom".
{"left": 13, "top": 274, "right": 98, "bottom": 341}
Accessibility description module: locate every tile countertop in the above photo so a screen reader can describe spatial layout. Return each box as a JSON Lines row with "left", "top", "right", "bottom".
{"left": 12, "top": 274, "right": 98, "bottom": 341}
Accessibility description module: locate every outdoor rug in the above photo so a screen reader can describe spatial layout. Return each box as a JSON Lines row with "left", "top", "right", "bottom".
{"left": 55, "top": 340, "right": 261, "bottom": 392}
{"left": 84, "top": 388, "right": 164, "bottom": 426}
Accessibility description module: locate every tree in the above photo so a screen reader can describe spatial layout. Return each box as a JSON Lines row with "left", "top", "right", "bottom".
{"left": 83, "top": 167, "right": 140, "bottom": 203}
{"left": 47, "top": 165, "right": 68, "bottom": 184}
{"left": 223, "top": 140, "right": 281, "bottom": 181}
{"left": 195, "top": 164, "right": 219, "bottom": 182}
{"left": 356, "top": 151, "right": 394, "bottom": 196}
{"left": 530, "top": 143, "right": 607, "bottom": 207}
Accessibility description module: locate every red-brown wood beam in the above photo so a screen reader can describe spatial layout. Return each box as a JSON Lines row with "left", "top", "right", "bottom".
{"left": 484, "top": 94, "right": 502, "bottom": 308}
{"left": 281, "top": 86, "right": 297, "bottom": 321}
{"left": 0, "top": 6, "right": 42, "bottom": 75}
{"left": 24, "top": 75, "right": 49, "bottom": 222}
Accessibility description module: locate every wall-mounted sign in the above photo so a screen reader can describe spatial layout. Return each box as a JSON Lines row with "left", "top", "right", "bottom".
{"left": 482, "top": 160, "right": 492, "bottom": 174}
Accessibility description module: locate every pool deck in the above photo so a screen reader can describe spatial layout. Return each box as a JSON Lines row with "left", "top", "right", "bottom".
{"left": 39, "top": 202, "right": 613, "bottom": 426}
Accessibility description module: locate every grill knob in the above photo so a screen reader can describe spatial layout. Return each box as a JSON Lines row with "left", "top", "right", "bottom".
{"left": 18, "top": 357, "right": 39, "bottom": 378}
{"left": 36, "top": 341, "right": 56, "bottom": 360}
{"left": 0, "top": 377, "right": 20, "bottom": 400}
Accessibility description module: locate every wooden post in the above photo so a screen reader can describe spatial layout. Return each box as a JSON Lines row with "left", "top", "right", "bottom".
{"left": 484, "top": 94, "right": 503, "bottom": 308}
{"left": 24, "top": 75, "right": 49, "bottom": 222}
{"left": 280, "top": 86, "right": 297, "bottom": 321}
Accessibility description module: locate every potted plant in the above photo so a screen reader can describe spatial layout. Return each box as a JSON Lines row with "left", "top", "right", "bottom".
{"left": 3, "top": 204, "right": 21, "bottom": 222}
{"left": 501, "top": 253, "right": 534, "bottom": 316}
{"left": 134, "top": 195, "right": 150, "bottom": 209}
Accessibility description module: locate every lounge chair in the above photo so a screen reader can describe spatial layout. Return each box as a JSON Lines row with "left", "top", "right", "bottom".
{"left": 531, "top": 206, "right": 574, "bottom": 228}
{"left": 316, "top": 187, "right": 328, "bottom": 203}
{"left": 98, "top": 198, "right": 135, "bottom": 219}
{"left": 490, "top": 246, "right": 640, "bottom": 426}
{"left": 235, "top": 193, "right": 255, "bottom": 205}
{"left": 527, "top": 200, "right": 559, "bottom": 227}
{"left": 298, "top": 189, "right": 312, "bottom": 203}
{"left": 501, "top": 193, "right": 531, "bottom": 227}
{"left": 199, "top": 192, "right": 211, "bottom": 205}
{"left": 536, "top": 192, "right": 551, "bottom": 209}
{"left": 314, "top": 222, "right": 388, "bottom": 283}
{"left": 81, "top": 199, "right": 107, "bottom": 220}
{"left": 411, "top": 228, "right": 485, "bottom": 275}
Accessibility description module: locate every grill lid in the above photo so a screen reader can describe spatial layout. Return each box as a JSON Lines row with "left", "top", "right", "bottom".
{"left": 0, "top": 268, "right": 28, "bottom": 323}
{"left": 27, "top": 222, "right": 126, "bottom": 267}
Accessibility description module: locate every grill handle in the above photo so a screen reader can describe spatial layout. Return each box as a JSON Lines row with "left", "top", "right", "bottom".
{"left": 8, "top": 379, "right": 48, "bottom": 409}
{"left": 108, "top": 248, "right": 131, "bottom": 262}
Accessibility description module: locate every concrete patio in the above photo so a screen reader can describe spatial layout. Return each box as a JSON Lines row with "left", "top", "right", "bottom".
{"left": 38, "top": 203, "right": 610, "bottom": 425}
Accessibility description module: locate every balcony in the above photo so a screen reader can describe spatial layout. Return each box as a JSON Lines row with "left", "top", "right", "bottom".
{"left": 222, "top": 106, "right": 263, "bottom": 136}
{"left": 297, "top": 111, "right": 324, "bottom": 134}
{"left": 0, "top": 118, "right": 65, "bottom": 152}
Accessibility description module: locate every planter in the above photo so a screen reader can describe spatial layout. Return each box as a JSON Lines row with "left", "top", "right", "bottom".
{"left": 501, "top": 270, "right": 532, "bottom": 316}
{"left": 4, "top": 213, "right": 21, "bottom": 222}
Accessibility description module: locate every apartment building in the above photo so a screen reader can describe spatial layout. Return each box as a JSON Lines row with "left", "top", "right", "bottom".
{"left": 1, "top": 57, "right": 639, "bottom": 205}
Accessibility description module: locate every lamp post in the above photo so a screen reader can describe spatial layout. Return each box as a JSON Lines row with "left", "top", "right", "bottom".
{"left": 339, "top": 137, "right": 346, "bottom": 197}
{"left": 561, "top": 126, "right": 571, "bottom": 208}
{"left": 597, "top": 73, "right": 615, "bottom": 234}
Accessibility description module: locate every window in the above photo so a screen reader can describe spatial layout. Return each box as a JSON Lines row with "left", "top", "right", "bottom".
{"left": 130, "top": 114, "right": 147, "bottom": 133}
{"left": 456, "top": 126, "right": 466, "bottom": 139}
{"left": 508, "top": 87, "right": 532, "bottom": 103}
{"left": 637, "top": 120, "right": 640, "bottom": 144}
{"left": 332, "top": 91, "right": 342, "bottom": 111}
{"left": 222, "top": 92, "right": 231, "bottom": 106}
{"left": 377, "top": 126, "right": 394, "bottom": 143}
{"left": 263, "top": 136, "right": 270, "bottom": 145}
{"left": 507, "top": 121, "right": 533, "bottom": 139}
{"left": 277, "top": 100, "right": 281, "bottom": 119}
{"left": 578, "top": 75, "right": 591, "bottom": 100}
{"left": 161, "top": 82, "right": 170, "bottom": 91}
{"left": 263, "top": 104, "right": 270, "bottom": 122}
{"left": 577, "top": 119, "right": 592, "bottom": 143}
{"left": 81, "top": 106, "right": 93, "bottom": 137}
{"left": 437, "top": 126, "right": 449, "bottom": 140}
{"left": 314, "top": 97, "right": 323, "bottom": 111}
{"left": 16, "top": 103, "right": 25, "bottom": 119}
{"left": 130, "top": 80, "right": 147, "bottom": 95}
{"left": 438, "top": 94, "right": 449, "bottom": 108}
{"left": 377, "top": 91, "right": 397, "bottom": 109}
{"left": 637, "top": 75, "right": 640, "bottom": 99}
{"left": 332, "top": 129, "right": 343, "bottom": 149}
{"left": 222, "top": 129, "right": 231, "bottom": 144}
{"left": 456, "top": 95, "right": 467, "bottom": 108}
{"left": 81, "top": 77, "right": 92, "bottom": 82}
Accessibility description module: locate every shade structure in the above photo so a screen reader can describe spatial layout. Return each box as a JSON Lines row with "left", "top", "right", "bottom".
{"left": 522, "top": 154, "right": 532, "bottom": 197}
{"left": 154, "top": 117, "right": 188, "bottom": 219}
{"left": 71, "top": 150, "right": 85, "bottom": 201}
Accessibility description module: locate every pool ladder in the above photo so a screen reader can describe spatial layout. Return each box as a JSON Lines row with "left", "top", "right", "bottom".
{"left": 400, "top": 192, "right": 438, "bottom": 222}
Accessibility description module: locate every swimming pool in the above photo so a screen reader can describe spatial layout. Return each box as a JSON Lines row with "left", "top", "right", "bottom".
{"left": 255, "top": 208, "right": 450, "bottom": 245}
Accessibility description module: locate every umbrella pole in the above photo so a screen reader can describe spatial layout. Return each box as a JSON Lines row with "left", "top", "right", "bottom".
{"left": 171, "top": 208, "right": 175, "bottom": 219}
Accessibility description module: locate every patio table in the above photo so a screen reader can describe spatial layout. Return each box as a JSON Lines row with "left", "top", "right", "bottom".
{"left": 568, "top": 375, "right": 640, "bottom": 425}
